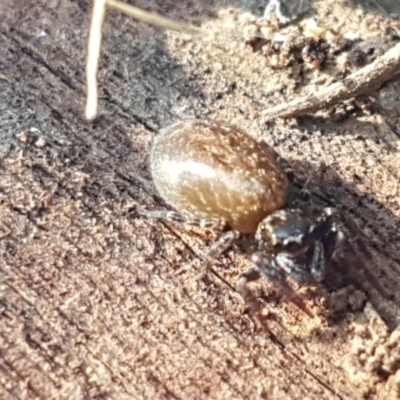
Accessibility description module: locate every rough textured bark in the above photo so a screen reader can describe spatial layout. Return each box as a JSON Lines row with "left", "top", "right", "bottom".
{"left": 1, "top": 1, "right": 400, "bottom": 399}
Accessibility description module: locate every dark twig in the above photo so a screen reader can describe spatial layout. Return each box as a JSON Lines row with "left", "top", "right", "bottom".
{"left": 263, "top": 42, "right": 400, "bottom": 119}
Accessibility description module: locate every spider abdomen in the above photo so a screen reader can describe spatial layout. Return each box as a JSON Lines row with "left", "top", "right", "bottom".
{"left": 150, "top": 120, "right": 290, "bottom": 233}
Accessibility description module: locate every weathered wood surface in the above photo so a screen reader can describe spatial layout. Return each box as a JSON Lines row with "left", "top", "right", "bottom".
{"left": 1, "top": 1, "right": 400, "bottom": 398}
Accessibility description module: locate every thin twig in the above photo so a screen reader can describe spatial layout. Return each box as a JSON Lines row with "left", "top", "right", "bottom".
{"left": 262, "top": 41, "right": 400, "bottom": 119}
{"left": 107, "top": 0, "right": 203, "bottom": 36}
{"left": 85, "top": 0, "right": 107, "bottom": 121}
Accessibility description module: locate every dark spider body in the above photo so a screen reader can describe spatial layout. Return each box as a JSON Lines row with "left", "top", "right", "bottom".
{"left": 149, "top": 120, "right": 388, "bottom": 306}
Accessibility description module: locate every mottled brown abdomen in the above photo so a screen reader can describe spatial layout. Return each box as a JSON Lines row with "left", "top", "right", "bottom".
{"left": 150, "top": 121, "right": 290, "bottom": 233}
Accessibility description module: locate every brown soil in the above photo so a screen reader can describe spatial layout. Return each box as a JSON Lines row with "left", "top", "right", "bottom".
{"left": 1, "top": 0, "right": 400, "bottom": 399}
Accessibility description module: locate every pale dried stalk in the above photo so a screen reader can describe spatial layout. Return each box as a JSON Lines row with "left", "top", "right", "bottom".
{"left": 263, "top": 42, "right": 400, "bottom": 119}
{"left": 85, "top": 0, "right": 107, "bottom": 121}
{"left": 85, "top": 0, "right": 203, "bottom": 121}
{"left": 107, "top": 0, "right": 203, "bottom": 36}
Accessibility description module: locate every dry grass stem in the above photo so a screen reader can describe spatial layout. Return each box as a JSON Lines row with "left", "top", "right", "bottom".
{"left": 85, "top": 0, "right": 107, "bottom": 121}
{"left": 107, "top": 0, "right": 203, "bottom": 36}
{"left": 85, "top": 0, "right": 203, "bottom": 121}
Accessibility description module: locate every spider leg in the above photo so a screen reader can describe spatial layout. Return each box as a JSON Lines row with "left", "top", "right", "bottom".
{"left": 333, "top": 247, "right": 390, "bottom": 299}
{"left": 309, "top": 241, "right": 326, "bottom": 283}
{"left": 236, "top": 264, "right": 266, "bottom": 316}
{"left": 139, "top": 208, "right": 235, "bottom": 280}
{"left": 313, "top": 207, "right": 340, "bottom": 258}
{"left": 252, "top": 252, "right": 294, "bottom": 287}
{"left": 201, "top": 230, "right": 240, "bottom": 279}
{"left": 138, "top": 209, "right": 225, "bottom": 229}
{"left": 316, "top": 207, "right": 390, "bottom": 298}
{"left": 276, "top": 155, "right": 294, "bottom": 182}
{"left": 237, "top": 252, "right": 313, "bottom": 317}
{"left": 272, "top": 251, "right": 315, "bottom": 285}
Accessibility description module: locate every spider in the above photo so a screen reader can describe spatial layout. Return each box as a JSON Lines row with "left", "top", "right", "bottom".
{"left": 144, "top": 120, "right": 388, "bottom": 310}
{"left": 236, "top": 207, "right": 389, "bottom": 310}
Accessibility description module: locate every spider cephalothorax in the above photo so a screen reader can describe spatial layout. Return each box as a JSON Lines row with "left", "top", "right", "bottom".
{"left": 237, "top": 206, "right": 389, "bottom": 309}
{"left": 253, "top": 208, "right": 327, "bottom": 285}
